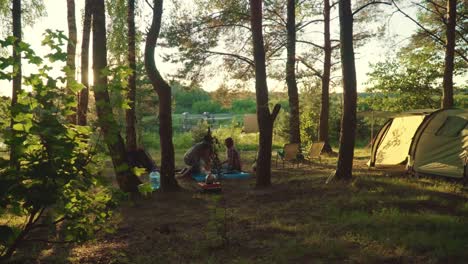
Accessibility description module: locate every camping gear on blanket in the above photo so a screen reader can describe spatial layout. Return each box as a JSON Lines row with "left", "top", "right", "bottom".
{"left": 205, "top": 173, "right": 216, "bottom": 184}
{"left": 222, "top": 171, "right": 251, "bottom": 180}
{"left": 198, "top": 182, "right": 222, "bottom": 193}
{"left": 192, "top": 172, "right": 210, "bottom": 182}
{"left": 192, "top": 171, "right": 251, "bottom": 182}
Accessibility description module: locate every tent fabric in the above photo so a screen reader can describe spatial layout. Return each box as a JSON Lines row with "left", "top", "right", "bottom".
{"left": 373, "top": 115, "right": 426, "bottom": 165}
{"left": 369, "top": 108, "right": 467, "bottom": 179}
{"left": 410, "top": 109, "right": 467, "bottom": 178}
{"left": 243, "top": 114, "right": 259, "bottom": 133}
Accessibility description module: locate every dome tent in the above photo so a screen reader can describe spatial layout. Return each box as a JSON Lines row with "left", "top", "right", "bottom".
{"left": 369, "top": 110, "right": 435, "bottom": 167}
{"left": 369, "top": 109, "right": 467, "bottom": 179}
{"left": 408, "top": 109, "right": 467, "bottom": 178}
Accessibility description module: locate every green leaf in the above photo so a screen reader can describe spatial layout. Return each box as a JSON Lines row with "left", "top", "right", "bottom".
{"left": 12, "top": 123, "right": 26, "bottom": 132}
{"left": 133, "top": 167, "right": 147, "bottom": 177}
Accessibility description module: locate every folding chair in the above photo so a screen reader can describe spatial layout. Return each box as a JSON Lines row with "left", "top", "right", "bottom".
{"left": 276, "top": 143, "right": 300, "bottom": 168}
{"left": 308, "top": 141, "right": 325, "bottom": 165}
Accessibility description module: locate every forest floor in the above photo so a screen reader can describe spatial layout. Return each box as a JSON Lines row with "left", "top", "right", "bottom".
{"left": 8, "top": 149, "right": 468, "bottom": 264}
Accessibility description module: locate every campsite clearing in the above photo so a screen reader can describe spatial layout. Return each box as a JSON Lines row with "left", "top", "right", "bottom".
{"left": 9, "top": 149, "right": 468, "bottom": 264}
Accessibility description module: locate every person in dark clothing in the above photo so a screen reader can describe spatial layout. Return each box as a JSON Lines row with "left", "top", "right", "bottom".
{"left": 222, "top": 137, "right": 241, "bottom": 172}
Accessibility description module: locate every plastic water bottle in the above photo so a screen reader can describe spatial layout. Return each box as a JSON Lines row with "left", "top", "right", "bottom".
{"left": 149, "top": 171, "right": 160, "bottom": 190}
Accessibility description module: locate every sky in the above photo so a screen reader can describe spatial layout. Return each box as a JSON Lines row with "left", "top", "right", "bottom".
{"left": 0, "top": 0, "right": 421, "bottom": 97}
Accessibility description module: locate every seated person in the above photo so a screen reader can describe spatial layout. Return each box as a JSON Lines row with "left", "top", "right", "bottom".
{"left": 222, "top": 137, "right": 241, "bottom": 172}
{"left": 180, "top": 141, "right": 212, "bottom": 178}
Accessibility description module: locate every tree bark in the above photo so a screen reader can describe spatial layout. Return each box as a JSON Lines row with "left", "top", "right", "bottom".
{"left": 442, "top": 0, "right": 456, "bottom": 109}
{"left": 92, "top": 0, "right": 141, "bottom": 193}
{"left": 250, "top": 0, "right": 281, "bottom": 188}
{"left": 66, "top": 0, "right": 77, "bottom": 124}
{"left": 334, "top": 0, "right": 357, "bottom": 181}
{"left": 10, "top": 0, "right": 22, "bottom": 167}
{"left": 126, "top": 0, "right": 138, "bottom": 151}
{"left": 318, "top": 0, "right": 333, "bottom": 153}
{"left": 78, "top": 0, "right": 92, "bottom": 126}
{"left": 145, "top": 0, "right": 179, "bottom": 191}
{"left": 286, "top": 0, "right": 301, "bottom": 145}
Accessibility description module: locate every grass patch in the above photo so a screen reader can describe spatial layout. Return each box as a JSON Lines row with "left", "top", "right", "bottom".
{"left": 9, "top": 147, "right": 468, "bottom": 263}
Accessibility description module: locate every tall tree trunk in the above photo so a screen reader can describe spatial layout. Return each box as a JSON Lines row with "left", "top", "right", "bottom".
{"left": 286, "top": 0, "right": 300, "bottom": 145}
{"left": 126, "top": 0, "right": 138, "bottom": 151}
{"left": 333, "top": 0, "right": 357, "bottom": 181}
{"left": 92, "top": 0, "right": 141, "bottom": 193}
{"left": 318, "top": 0, "right": 333, "bottom": 153}
{"left": 145, "top": 0, "right": 179, "bottom": 191}
{"left": 10, "top": 0, "right": 22, "bottom": 167}
{"left": 442, "top": 0, "right": 456, "bottom": 109}
{"left": 78, "top": 0, "right": 92, "bottom": 126}
{"left": 250, "top": 0, "right": 281, "bottom": 188}
{"left": 66, "top": 0, "right": 77, "bottom": 124}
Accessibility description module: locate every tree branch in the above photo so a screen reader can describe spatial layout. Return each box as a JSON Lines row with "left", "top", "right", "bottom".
{"left": 455, "top": 27, "right": 468, "bottom": 45}
{"left": 145, "top": 0, "right": 153, "bottom": 9}
{"left": 200, "top": 22, "right": 251, "bottom": 32}
{"left": 270, "top": 103, "right": 281, "bottom": 122}
{"left": 267, "top": 41, "right": 287, "bottom": 59}
{"left": 297, "top": 57, "right": 323, "bottom": 78}
{"left": 412, "top": 2, "right": 445, "bottom": 22}
{"left": 331, "top": 43, "right": 340, "bottom": 50}
{"left": 296, "top": 19, "right": 324, "bottom": 31}
{"left": 297, "top": 39, "right": 324, "bottom": 50}
{"left": 426, "top": 0, "right": 446, "bottom": 11}
{"left": 202, "top": 49, "right": 255, "bottom": 66}
{"left": 266, "top": 7, "right": 287, "bottom": 26}
{"left": 353, "top": 1, "right": 392, "bottom": 16}
{"left": 392, "top": 0, "right": 468, "bottom": 62}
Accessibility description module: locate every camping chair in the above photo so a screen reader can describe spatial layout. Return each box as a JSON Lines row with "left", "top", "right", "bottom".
{"left": 276, "top": 143, "right": 300, "bottom": 168}
{"left": 307, "top": 141, "right": 325, "bottom": 165}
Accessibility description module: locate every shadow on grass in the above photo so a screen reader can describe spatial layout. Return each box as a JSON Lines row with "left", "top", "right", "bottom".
{"left": 14, "top": 150, "right": 468, "bottom": 264}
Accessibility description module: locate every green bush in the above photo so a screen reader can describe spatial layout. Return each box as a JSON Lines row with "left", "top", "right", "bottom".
{"left": 192, "top": 100, "right": 227, "bottom": 114}
{"left": 172, "top": 85, "right": 211, "bottom": 114}
{"left": 273, "top": 109, "right": 290, "bottom": 143}
{"left": 231, "top": 99, "right": 256, "bottom": 114}
{"left": 0, "top": 33, "right": 120, "bottom": 260}
{"left": 173, "top": 132, "right": 194, "bottom": 149}
{"left": 140, "top": 131, "right": 160, "bottom": 150}
{"left": 191, "top": 120, "right": 210, "bottom": 143}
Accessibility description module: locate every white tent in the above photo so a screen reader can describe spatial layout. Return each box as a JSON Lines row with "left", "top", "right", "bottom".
{"left": 243, "top": 114, "right": 259, "bottom": 133}
{"left": 370, "top": 109, "right": 467, "bottom": 179}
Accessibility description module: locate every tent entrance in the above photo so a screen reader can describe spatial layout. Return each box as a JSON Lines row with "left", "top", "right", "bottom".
{"left": 374, "top": 115, "right": 426, "bottom": 166}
